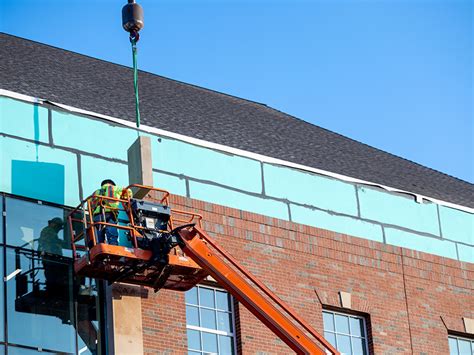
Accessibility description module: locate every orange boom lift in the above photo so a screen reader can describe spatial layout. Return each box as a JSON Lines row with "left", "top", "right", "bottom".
{"left": 68, "top": 184, "right": 339, "bottom": 355}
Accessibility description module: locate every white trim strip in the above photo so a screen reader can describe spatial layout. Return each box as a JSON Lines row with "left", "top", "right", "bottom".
{"left": 4, "top": 268, "right": 22, "bottom": 282}
{"left": 1, "top": 88, "right": 472, "bottom": 214}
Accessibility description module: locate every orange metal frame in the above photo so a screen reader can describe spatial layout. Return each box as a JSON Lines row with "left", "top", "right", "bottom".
{"left": 68, "top": 184, "right": 203, "bottom": 258}
{"left": 177, "top": 225, "right": 339, "bottom": 355}
{"left": 67, "top": 184, "right": 208, "bottom": 290}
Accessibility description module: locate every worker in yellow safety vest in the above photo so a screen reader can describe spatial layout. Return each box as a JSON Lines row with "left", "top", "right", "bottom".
{"left": 90, "top": 179, "right": 132, "bottom": 246}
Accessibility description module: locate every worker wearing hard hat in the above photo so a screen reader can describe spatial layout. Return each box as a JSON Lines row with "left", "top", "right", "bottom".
{"left": 38, "top": 217, "right": 69, "bottom": 293}
{"left": 90, "top": 179, "right": 132, "bottom": 246}
{"left": 38, "top": 217, "right": 68, "bottom": 255}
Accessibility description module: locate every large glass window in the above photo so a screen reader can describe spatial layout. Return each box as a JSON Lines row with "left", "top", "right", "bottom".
{"left": 1, "top": 195, "right": 102, "bottom": 354}
{"left": 5, "top": 198, "right": 71, "bottom": 257}
{"left": 5, "top": 247, "right": 76, "bottom": 353}
{"left": 185, "top": 285, "right": 236, "bottom": 355}
{"left": 323, "top": 310, "right": 369, "bottom": 355}
{"left": 449, "top": 335, "right": 474, "bottom": 355}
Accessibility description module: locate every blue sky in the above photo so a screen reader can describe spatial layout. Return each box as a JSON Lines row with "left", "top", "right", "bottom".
{"left": 1, "top": 0, "right": 473, "bottom": 182}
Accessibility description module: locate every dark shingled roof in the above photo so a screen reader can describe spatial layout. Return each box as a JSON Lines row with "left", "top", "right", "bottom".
{"left": 1, "top": 33, "right": 473, "bottom": 208}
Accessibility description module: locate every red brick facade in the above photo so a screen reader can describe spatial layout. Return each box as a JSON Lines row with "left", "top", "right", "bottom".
{"left": 140, "top": 195, "right": 474, "bottom": 354}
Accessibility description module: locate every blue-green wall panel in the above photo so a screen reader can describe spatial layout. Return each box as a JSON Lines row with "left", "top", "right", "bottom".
{"left": 80, "top": 156, "right": 129, "bottom": 198}
{"left": 0, "top": 97, "right": 49, "bottom": 143}
{"left": 52, "top": 111, "right": 138, "bottom": 161}
{"left": 189, "top": 181, "right": 288, "bottom": 220}
{"left": 152, "top": 138, "right": 262, "bottom": 193}
{"left": 0, "top": 136, "right": 79, "bottom": 206}
{"left": 439, "top": 206, "right": 473, "bottom": 245}
{"left": 12, "top": 160, "right": 65, "bottom": 205}
{"left": 290, "top": 204, "right": 384, "bottom": 242}
{"left": 264, "top": 164, "right": 358, "bottom": 216}
{"left": 385, "top": 228, "right": 457, "bottom": 259}
{"left": 2, "top": 98, "right": 472, "bottom": 263}
{"left": 457, "top": 244, "right": 474, "bottom": 263}
{"left": 152, "top": 171, "right": 187, "bottom": 196}
{"left": 358, "top": 187, "right": 440, "bottom": 235}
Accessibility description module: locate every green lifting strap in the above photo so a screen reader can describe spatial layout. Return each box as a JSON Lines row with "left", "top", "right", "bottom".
{"left": 131, "top": 37, "right": 141, "bottom": 128}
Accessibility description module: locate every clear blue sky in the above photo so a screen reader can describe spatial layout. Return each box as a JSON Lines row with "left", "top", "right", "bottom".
{"left": 1, "top": 0, "right": 473, "bottom": 182}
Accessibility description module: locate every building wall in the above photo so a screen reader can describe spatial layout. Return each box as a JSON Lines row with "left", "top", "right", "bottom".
{"left": 1, "top": 94, "right": 473, "bottom": 354}
{"left": 1, "top": 95, "right": 472, "bottom": 263}
{"left": 140, "top": 195, "right": 473, "bottom": 354}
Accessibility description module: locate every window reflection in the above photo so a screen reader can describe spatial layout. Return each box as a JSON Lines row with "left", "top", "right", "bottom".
{"left": 3, "top": 196, "right": 102, "bottom": 355}
{"left": 5, "top": 198, "right": 71, "bottom": 257}
{"left": 76, "top": 278, "right": 100, "bottom": 355}
{"left": 6, "top": 248, "right": 76, "bottom": 353}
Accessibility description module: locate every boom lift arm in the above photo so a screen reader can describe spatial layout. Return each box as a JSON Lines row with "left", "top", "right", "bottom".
{"left": 175, "top": 225, "right": 338, "bottom": 355}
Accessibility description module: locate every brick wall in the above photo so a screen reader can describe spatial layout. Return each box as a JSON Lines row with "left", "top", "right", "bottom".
{"left": 140, "top": 195, "right": 473, "bottom": 354}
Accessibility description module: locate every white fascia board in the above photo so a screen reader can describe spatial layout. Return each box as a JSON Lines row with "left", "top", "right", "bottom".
{"left": 1, "top": 88, "right": 473, "bottom": 214}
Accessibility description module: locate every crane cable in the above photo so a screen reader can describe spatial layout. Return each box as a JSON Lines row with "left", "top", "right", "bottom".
{"left": 130, "top": 36, "right": 141, "bottom": 128}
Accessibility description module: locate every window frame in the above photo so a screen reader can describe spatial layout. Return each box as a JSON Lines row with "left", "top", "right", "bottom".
{"left": 185, "top": 284, "right": 238, "bottom": 355}
{"left": 448, "top": 334, "right": 474, "bottom": 355}
{"left": 322, "top": 309, "right": 370, "bottom": 355}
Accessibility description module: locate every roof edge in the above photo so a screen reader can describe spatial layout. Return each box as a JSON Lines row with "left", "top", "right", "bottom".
{"left": 1, "top": 88, "right": 473, "bottom": 214}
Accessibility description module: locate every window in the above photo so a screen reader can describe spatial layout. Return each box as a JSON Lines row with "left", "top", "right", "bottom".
{"left": 5, "top": 197, "right": 71, "bottom": 257}
{"left": 1, "top": 194, "right": 102, "bottom": 354}
{"left": 323, "top": 310, "right": 369, "bottom": 355}
{"left": 185, "top": 285, "right": 236, "bottom": 355}
{"left": 449, "top": 335, "right": 474, "bottom": 355}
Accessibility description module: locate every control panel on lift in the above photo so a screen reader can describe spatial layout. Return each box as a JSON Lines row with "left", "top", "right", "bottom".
{"left": 68, "top": 184, "right": 208, "bottom": 291}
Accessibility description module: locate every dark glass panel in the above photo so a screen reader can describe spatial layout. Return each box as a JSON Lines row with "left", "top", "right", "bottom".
{"left": 6, "top": 248, "right": 75, "bottom": 353}
{"left": 5, "top": 198, "right": 71, "bottom": 257}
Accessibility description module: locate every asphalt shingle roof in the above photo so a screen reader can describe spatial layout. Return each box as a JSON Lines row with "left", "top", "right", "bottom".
{"left": 1, "top": 33, "right": 473, "bottom": 208}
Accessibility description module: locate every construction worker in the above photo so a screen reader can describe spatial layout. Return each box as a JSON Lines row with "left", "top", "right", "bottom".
{"left": 90, "top": 179, "right": 132, "bottom": 246}
{"left": 38, "top": 217, "right": 68, "bottom": 255}
{"left": 38, "top": 217, "right": 69, "bottom": 293}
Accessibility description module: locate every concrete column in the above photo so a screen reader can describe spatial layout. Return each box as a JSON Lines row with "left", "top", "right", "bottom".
{"left": 127, "top": 135, "right": 153, "bottom": 198}
{"left": 108, "top": 136, "right": 154, "bottom": 354}
{"left": 111, "top": 284, "right": 145, "bottom": 354}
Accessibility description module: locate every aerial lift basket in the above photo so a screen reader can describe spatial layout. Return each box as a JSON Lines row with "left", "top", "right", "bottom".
{"left": 67, "top": 184, "right": 208, "bottom": 291}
